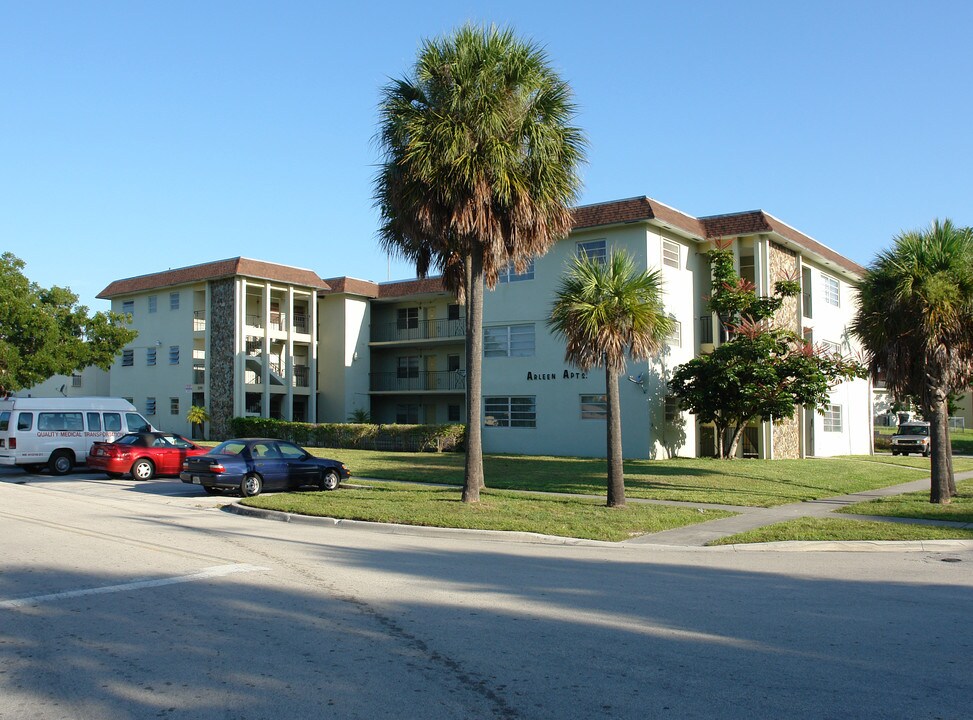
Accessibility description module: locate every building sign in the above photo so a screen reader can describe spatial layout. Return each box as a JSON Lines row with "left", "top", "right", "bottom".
{"left": 526, "top": 370, "right": 588, "bottom": 381}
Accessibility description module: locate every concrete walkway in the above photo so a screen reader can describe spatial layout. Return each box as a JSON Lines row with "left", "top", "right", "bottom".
{"left": 628, "top": 470, "right": 973, "bottom": 546}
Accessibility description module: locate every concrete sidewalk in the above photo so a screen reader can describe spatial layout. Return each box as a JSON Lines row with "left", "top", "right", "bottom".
{"left": 628, "top": 470, "right": 973, "bottom": 546}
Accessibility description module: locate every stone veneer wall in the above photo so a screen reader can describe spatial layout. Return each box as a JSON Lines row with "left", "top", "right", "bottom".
{"left": 208, "top": 278, "right": 236, "bottom": 440}
{"left": 768, "top": 241, "right": 802, "bottom": 458}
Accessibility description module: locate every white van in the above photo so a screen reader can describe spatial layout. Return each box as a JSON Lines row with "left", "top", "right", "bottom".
{"left": 0, "top": 397, "right": 154, "bottom": 475}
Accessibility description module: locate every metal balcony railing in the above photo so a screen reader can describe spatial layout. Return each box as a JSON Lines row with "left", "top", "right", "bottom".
{"left": 193, "top": 368, "right": 205, "bottom": 385}
{"left": 371, "top": 317, "right": 465, "bottom": 343}
{"left": 369, "top": 370, "right": 466, "bottom": 392}
{"left": 294, "top": 365, "right": 309, "bottom": 387}
{"left": 193, "top": 310, "right": 206, "bottom": 331}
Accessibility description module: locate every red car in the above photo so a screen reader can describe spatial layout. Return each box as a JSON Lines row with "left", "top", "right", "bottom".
{"left": 88, "top": 432, "right": 209, "bottom": 480}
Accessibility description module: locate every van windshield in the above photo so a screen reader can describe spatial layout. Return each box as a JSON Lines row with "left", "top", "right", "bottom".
{"left": 897, "top": 424, "right": 929, "bottom": 436}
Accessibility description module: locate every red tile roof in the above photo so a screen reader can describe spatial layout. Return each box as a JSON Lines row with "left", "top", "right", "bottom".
{"left": 98, "top": 257, "right": 329, "bottom": 298}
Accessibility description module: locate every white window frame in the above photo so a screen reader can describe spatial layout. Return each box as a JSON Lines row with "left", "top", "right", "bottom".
{"left": 577, "top": 239, "right": 607, "bottom": 264}
{"left": 484, "top": 324, "right": 535, "bottom": 357}
{"left": 580, "top": 394, "right": 608, "bottom": 420}
{"left": 823, "top": 404, "right": 842, "bottom": 432}
{"left": 396, "top": 307, "right": 419, "bottom": 330}
{"left": 169, "top": 345, "right": 180, "bottom": 365}
{"left": 484, "top": 396, "right": 536, "bottom": 428}
{"left": 71, "top": 373, "right": 82, "bottom": 388}
{"left": 662, "top": 239, "right": 680, "bottom": 269}
{"left": 147, "top": 348, "right": 157, "bottom": 366}
{"left": 170, "top": 291, "right": 180, "bottom": 310}
{"left": 170, "top": 397, "right": 179, "bottom": 415}
{"left": 822, "top": 274, "right": 840, "bottom": 307}
{"left": 664, "top": 395, "right": 680, "bottom": 423}
{"left": 668, "top": 320, "right": 682, "bottom": 348}
{"left": 122, "top": 300, "right": 134, "bottom": 316}
{"left": 498, "top": 259, "right": 535, "bottom": 283}
{"left": 148, "top": 295, "right": 157, "bottom": 313}
{"left": 145, "top": 397, "right": 157, "bottom": 416}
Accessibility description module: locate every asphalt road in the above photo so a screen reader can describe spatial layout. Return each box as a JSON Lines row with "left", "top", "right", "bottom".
{"left": 2, "top": 467, "right": 972, "bottom": 719}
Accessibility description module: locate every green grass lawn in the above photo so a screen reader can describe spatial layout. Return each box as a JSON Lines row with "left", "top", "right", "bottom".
{"left": 241, "top": 482, "right": 734, "bottom": 542}
{"left": 708, "top": 517, "right": 973, "bottom": 545}
{"left": 312, "top": 448, "right": 938, "bottom": 507}
{"left": 836, "top": 478, "right": 973, "bottom": 524}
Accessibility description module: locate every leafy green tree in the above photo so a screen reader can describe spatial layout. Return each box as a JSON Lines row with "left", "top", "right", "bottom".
{"left": 375, "top": 24, "right": 586, "bottom": 502}
{"left": 671, "top": 243, "right": 864, "bottom": 458}
{"left": 549, "top": 251, "right": 673, "bottom": 507}
{"left": 0, "top": 252, "right": 137, "bottom": 396}
{"left": 851, "top": 219, "right": 973, "bottom": 503}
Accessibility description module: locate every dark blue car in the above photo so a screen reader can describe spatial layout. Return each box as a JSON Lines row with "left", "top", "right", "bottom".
{"left": 180, "top": 438, "right": 350, "bottom": 497}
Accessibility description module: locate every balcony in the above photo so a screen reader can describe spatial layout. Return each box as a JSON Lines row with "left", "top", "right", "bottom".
{"left": 370, "top": 370, "right": 466, "bottom": 393}
{"left": 193, "top": 311, "right": 206, "bottom": 332}
{"left": 371, "top": 317, "right": 465, "bottom": 343}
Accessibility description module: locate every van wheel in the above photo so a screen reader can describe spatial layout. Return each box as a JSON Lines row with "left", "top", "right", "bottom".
{"left": 49, "top": 451, "right": 74, "bottom": 476}
{"left": 240, "top": 473, "right": 263, "bottom": 497}
{"left": 131, "top": 459, "right": 155, "bottom": 480}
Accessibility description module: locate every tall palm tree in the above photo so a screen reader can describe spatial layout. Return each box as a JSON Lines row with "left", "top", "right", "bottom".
{"left": 549, "top": 250, "right": 674, "bottom": 507}
{"left": 851, "top": 219, "right": 973, "bottom": 503}
{"left": 375, "top": 24, "right": 586, "bottom": 503}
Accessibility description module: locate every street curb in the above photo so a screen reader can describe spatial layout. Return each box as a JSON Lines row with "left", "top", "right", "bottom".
{"left": 224, "top": 502, "right": 973, "bottom": 552}
{"left": 224, "top": 502, "right": 616, "bottom": 547}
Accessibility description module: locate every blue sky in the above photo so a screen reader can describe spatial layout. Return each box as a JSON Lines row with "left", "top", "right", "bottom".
{"left": 2, "top": 1, "right": 970, "bottom": 309}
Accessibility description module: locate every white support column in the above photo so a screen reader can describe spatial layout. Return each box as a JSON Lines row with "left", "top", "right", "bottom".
{"left": 310, "top": 289, "right": 319, "bottom": 422}
{"left": 234, "top": 278, "right": 246, "bottom": 418}
{"left": 262, "top": 281, "right": 271, "bottom": 417}
{"left": 285, "top": 286, "right": 295, "bottom": 421}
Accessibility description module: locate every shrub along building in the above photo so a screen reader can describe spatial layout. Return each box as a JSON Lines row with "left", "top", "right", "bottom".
{"left": 96, "top": 195, "right": 872, "bottom": 458}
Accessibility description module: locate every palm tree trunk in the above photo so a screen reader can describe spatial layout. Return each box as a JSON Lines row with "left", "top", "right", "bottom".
{"left": 929, "top": 398, "right": 952, "bottom": 504}
{"left": 605, "top": 367, "right": 625, "bottom": 507}
{"left": 463, "top": 251, "right": 485, "bottom": 502}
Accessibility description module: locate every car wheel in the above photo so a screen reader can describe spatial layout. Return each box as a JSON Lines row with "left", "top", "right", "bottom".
{"left": 105, "top": 472, "right": 123, "bottom": 479}
{"left": 49, "top": 451, "right": 74, "bottom": 476}
{"left": 922, "top": 449, "right": 930, "bottom": 457}
{"left": 131, "top": 459, "right": 155, "bottom": 480}
{"left": 891, "top": 450, "right": 898, "bottom": 456}
{"left": 203, "top": 486, "right": 224, "bottom": 496}
{"left": 320, "top": 468, "right": 340, "bottom": 491}
{"left": 240, "top": 473, "right": 263, "bottom": 497}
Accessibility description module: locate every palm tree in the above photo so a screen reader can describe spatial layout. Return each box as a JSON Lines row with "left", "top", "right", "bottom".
{"left": 375, "top": 24, "right": 586, "bottom": 503}
{"left": 186, "top": 405, "right": 210, "bottom": 441}
{"left": 851, "top": 219, "right": 973, "bottom": 503}
{"left": 549, "top": 250, "right": 674, "bottom": 507}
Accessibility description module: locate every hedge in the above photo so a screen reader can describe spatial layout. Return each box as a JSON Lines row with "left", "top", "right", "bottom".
{"left": 227, "top": 417, "right": 465, "bottom": 453}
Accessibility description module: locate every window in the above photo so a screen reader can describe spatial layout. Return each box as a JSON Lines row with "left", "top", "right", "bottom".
{"left": 170, "top": 397, "right": 179, "bottom": 415}
{"left": 662, "top": 239, "right": 680, "bottom": 269}
{"left": 823, "top": 404, "right": 842, "bottom": 432}
{"left": 38, "top": 412, "right": 84, "bottom": 431}
{"left": 577, "top": 239, "right": 607, "bottom": 264}
{"left": 667, "top": 320, "right": 682, "bottom": 348}
{"left": 0, "top": 411, "right": 8, "bottom": 432}
{"left": 698, "top": 315, "right": 714, "bottom": 345}
{"left": 484, "top": 396, "right": 536, "bottom": 428}
{"left": 447, "top": 354, "right": 461, "bottom": 372}
{"left": 122, "top": 300, "right": 134, "bottom": 316}
{"left": 122, "top": 349, "right": 134, "bottom": 367}
{"left": 126, "top": 413, "right": 151, "bottom": 432}
{"left": 397, "top": 307, "right": 419, "bottom": 330}
{"left": 145, "top": 398, "right": 156, "bottom": 416}
{"left": 72, "top": 373, "right": 82, "bottom": 387}
{"left": 86, "top": 412, "right": 101, "bottom": 431}
{"left": 17, "top": 413, "right": 33, "bottom": 431}
{"left": 739, "top": 255, "right": 756, "bottom": 285}
{"left": 169, "top": 345, "right": 180, "bottom": 365}
{"left": 664, "top": 396, "right": 680, "bottom": 423}
{"left": 104, "top": 413, "right": 122, "bottom": 432}
{"left": 148, "top": 295, "right": 157, "bottom": 313}
{"left": 170, "top": 291, "right": 180, "bottom": 310}
{"left": 448, "top": 304, "right": 461, "bottom": 321}
{"left": 580, "top": 394, "right": 608, "bottom": 420}
{"left": 498, "top": 259, "right": 535, "bottom": 283}
{"left": 822, "top": 274, "right": 840, "bottom": 307}
{"left": 448, "top": 404, "right": 461, "bottom": 422}
{"left": 396, "top": 356, "right": 419, "bottom": 378}
{"left": 396, "top": 403, "right": 419, "bottom": 424}
{"left": 484, "top": 324, "right": 535, "bottom": 357}
{"left": 147, "top": 348, "right": 157, "bottom": 366}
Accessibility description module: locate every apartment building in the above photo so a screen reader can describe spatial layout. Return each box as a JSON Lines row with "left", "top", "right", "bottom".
{"left": 97, "top": 258, "right": 327, "bottom": 439}
{"left": 91, "top": 195, "right": 872, "bottom": 458}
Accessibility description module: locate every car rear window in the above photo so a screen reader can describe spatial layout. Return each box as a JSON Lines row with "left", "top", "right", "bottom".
{"left": 212, "top": 441, "right": 247, "bottom": 456}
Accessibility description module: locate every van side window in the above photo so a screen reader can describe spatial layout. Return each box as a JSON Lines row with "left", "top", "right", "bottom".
{"left": 126, "top": 413, "right": 150, "bottom": 433}
{"left": 104, "top": 413, "right": 122, "bottom": 432}
{"left": 0, "top": 411, "right": 9, "bottom": 431}
{"left": 38, "top": 412, "right": 84, "bottom": 431}
{"left": 87, "top": 412, "right": 102, "bottom": 432}
{"left": 17, "top": 413, "right": 33, "bottom": 431}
